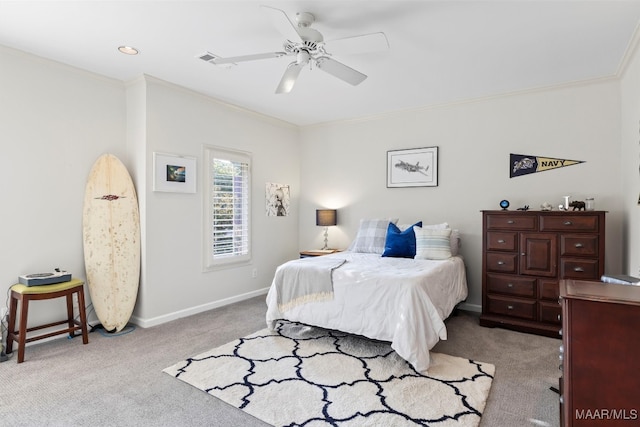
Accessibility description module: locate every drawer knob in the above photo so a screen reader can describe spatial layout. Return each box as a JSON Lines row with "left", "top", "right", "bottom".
{"left": 574, "top": 243, "right": 584, "bottom": 248}
{"left": 507, "top": 283, "right": 514, "bottom": 288}
{"left": 507, "top": 305, "right": 514, "bottom": 310}
{"left": 507, "top": 220, "right": 515, "bottom": 224}
{"left": 573, "top": 267, "right": 585, "bottom": 272}
{"left": 497, "top": 239, "right": 505, "bottom": 244}
{"left": 497, "top": 261, "right": 505, "bottom": 265}
{"left": 564, "top": 221, "right": 573, "bottom": 226}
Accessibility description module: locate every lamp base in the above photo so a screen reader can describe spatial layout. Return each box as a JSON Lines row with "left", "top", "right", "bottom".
{"left": 322, "top": 227, "right": 329, "bottom": 250}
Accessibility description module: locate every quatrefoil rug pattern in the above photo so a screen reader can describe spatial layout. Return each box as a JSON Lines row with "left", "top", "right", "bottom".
{"left": 163, "top": 320, "right": 495, "bottom": 427}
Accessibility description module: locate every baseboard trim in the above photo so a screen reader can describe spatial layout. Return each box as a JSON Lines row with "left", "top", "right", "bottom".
{"left": 130, "top": 287, "right": 270, "bottom": 328}
{"left": 457, "top": 302, "right": 481, "bottom": 313}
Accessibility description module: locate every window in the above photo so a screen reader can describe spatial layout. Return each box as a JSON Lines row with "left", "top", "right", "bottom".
{"left": 203, "top": 145, "right": 251, "bottom": 269}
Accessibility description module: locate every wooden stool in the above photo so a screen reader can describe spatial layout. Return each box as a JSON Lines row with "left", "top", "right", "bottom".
{"left": 6, "top": 278, "right": 89, "bottom": 363}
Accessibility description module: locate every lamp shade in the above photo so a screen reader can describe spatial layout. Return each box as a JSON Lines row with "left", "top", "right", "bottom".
{"left": 316, "top": 209, "right": 337, "bottom": 227}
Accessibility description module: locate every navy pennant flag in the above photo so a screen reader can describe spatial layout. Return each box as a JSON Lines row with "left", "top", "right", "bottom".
{"left": 510, "top": 154, "right": 584, "bottom": 178}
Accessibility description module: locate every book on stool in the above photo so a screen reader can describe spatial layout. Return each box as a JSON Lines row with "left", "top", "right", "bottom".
{"left": 18, "top": 269, "right": 72, "bottom": 286}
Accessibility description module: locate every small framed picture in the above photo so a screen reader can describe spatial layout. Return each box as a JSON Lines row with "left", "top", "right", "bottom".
{"left": 387, "top": 146, "right": 438, "bottom": 187}
{"left": 153, "top": 152, "right": 197, "bottom": 193}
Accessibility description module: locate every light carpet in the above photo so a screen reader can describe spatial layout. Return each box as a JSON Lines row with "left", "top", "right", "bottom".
{"left": 163, "top": 320, "right": 495, "bottom": 427}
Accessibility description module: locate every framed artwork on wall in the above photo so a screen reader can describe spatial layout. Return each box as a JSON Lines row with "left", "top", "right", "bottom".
{"left": 265, "top": 183, "right": 290, "bottom": 216}
{"left": 387, "top": 146, "right": 438, "bottom": 187}
{"left": 153, "top": 152, "right": 197, "bottom": 193}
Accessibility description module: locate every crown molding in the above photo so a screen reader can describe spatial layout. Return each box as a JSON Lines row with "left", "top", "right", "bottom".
{"left": 615, "top": 20, "right": 640, "bottom": 79}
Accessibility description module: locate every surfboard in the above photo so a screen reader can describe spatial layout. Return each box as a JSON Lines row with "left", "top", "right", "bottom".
{"left": 82, "top": 154, "right": 140, "bottom": 332}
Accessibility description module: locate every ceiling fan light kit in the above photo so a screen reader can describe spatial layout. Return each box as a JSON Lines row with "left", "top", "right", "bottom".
{"left": 198, "top": 5, "right": 388, "bottom": 94}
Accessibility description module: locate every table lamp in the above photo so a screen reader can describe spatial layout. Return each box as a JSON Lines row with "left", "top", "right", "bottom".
{"left": 316, "top": 209, "right": 337, "bottom": 250}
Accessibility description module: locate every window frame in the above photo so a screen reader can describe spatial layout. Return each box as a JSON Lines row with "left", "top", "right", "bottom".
{"left": 202, "top": 145, "right": 252, "bottom": 271}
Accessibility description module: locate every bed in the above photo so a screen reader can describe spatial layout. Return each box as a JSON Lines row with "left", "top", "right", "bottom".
{"left": 265, "top": 219, "right": 468, "bottom": 372}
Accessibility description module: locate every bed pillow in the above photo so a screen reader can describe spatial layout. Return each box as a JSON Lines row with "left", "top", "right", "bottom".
{"left": 349, "top": 218, "right": 399, "bottom": 253}
{"left": 422, "top": 223, "right": 461, "bottom": 256}
{"left": 421, "top": 222, "right": 449, "bottom": 230}
{"left": 414, "top": 226, "right": 453, "bottom": 260}
{"left": 450, "top": 229, "right": 461, "bottom": 256}
{"left": 382, "top": 221, "right": 422, "bottom": 258}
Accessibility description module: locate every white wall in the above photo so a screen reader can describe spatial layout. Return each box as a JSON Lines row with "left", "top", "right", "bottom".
{"left": 2, "top": 39, "right": 636, "bottom": 333}
{"left": 0, "top": 47, "right": 300, "bottom": 333}
{"left": 620, "top": 28, "right": 640, "bottom": 278}
{"left": 130, "top": 76, "right": 300, "bottom": 325}
{"left": 0, "top": 46, "right": 125, "bottom": 327}
{"left": 299, "top": 80, "right": 624, "bottom": 309}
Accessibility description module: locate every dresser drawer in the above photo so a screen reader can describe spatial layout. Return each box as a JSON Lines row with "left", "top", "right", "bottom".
{"left": 560, "top": 234, "right": 598, "bottom": 257}
{"left": 486, "top": 252, "right": 518, "bottom": 273}
{"left": 560, "top": 258, "right": 600, "bottom": 279}
{"left": 539, "top": 215, "right": 598, "bottom": 232}
{"left": 486, "top": 232, "right": 517, "bottom": 251}
{"left": 486, "top": 214, "right": 536, "bottom": 231}
{"left": 486, "top": 295, "right": 536, "bottom": 320}
{"left": 486, "top": 274, "right": 535, "bottom": 298}
{"left": 538, "top": 279, "right": 559, "bottom": 301}
{"left": 539, "top": 301, "right": 561, "bottom": 324}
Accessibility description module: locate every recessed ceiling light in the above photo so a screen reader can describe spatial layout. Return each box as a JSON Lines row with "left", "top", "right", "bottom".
{"left": 118, "top": 46, "right": 139, "bottom": 55}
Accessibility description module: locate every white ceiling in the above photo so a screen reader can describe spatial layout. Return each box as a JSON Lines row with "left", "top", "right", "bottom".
{"left": 2, "top": 1, "right": 640, "bottom": 126}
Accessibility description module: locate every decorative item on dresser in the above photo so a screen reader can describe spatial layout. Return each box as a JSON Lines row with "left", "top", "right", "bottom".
{"left": 559, "top": 279, "right": 640, "bottom": 426}
{"left": 480, "top": 210, "right": 606, "bottom": 337}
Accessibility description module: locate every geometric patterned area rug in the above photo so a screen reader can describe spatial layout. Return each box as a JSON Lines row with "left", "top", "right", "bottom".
{"left": 163, "top": 320, "right": 495, "bottom": 427}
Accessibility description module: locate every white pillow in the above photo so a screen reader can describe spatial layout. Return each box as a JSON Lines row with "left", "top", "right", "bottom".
{"left": 349, "top": 218, "right": 399, "bottom": 254}
{"left": 414, "top": 226, "right": 453, "bottom": 260}
{"left": 421, "top": 223, "right": 460, "bottom": 256}
{"left": 421, "top": 222, "right": 449, "bottom": 230}
{"left": 450, "top": 229, "right": 461, "bottom": 256}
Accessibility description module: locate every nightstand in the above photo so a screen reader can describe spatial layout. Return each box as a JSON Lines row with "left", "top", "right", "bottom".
{"left": 299, "top": 249, "right": 341, "bottom": 258}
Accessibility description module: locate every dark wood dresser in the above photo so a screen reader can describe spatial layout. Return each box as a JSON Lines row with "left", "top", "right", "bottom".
{"left": 559, "top": 279, "right": 640, "bottom": 426}
{"left": 480, "top": 210, "right": 605, "bottom": 337}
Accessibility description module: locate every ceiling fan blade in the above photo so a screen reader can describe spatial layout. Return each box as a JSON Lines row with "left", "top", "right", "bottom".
{"left": 211, "top": 51, "right": 290, "bottom": 65}
{"left": 324, "top": 32, "right": 389, "bottom": 56}
{"left": 261, "top": 5, "right": 302, "bottom": 42}
{"left": 315, "top": 57, "right": 367, "bottom": 86}
{"left": 275, "top": 62, "right": 303, "bottom": 94}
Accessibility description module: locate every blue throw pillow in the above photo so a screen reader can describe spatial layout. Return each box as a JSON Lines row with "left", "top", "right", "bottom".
{"left": 382, "top": 221, "right": 422, "bottom": 258}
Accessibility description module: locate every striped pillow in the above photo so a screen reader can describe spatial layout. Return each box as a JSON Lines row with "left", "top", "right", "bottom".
{"left": 414, "top": 226, "right": 452, "bottom": 260}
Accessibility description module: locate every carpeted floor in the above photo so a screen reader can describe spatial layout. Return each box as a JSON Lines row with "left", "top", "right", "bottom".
{"left": 0, "top": 295, "right": 560, "bottom": 426}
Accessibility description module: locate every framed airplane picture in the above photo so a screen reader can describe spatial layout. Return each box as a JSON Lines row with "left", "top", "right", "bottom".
{"left": 387, "top": 146, "right": 438, "bottom": 188}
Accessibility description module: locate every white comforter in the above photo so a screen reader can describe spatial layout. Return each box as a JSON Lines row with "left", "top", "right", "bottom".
{"left": 266, "top": 252, "right": 468, "bottom": 372}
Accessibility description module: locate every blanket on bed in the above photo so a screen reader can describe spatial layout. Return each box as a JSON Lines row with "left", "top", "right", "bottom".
{"left": 275, "top": 257, "right": 347, "bottom": 312}
{"left": 266, "top": 252, "right": 469, "bottom": 372}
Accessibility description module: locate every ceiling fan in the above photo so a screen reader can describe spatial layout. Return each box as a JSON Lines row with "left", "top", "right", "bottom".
{"left": 198, "top": 5, "right": 389, "bottom": 94}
